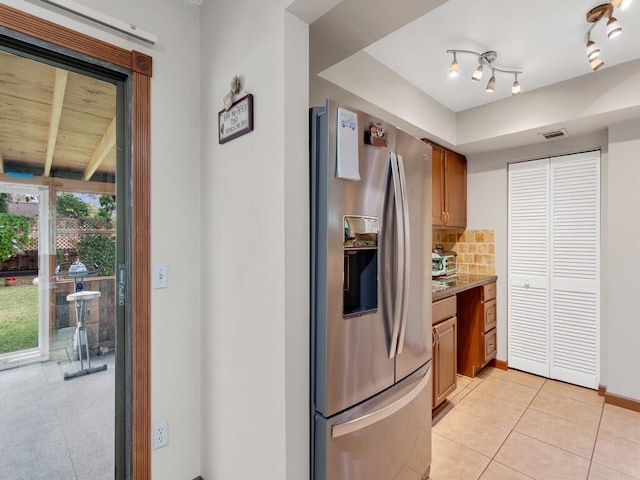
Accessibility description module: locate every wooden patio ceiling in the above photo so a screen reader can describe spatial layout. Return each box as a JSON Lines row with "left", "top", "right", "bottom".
{"left": 0, "top": 49, "right": 116, "bottom": 181}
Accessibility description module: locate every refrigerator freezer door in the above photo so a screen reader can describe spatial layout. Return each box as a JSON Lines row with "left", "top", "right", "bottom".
{"left": 394, "top": 130, "right": 432, "bottom": 381}
{"left": 312, "top": 102, "right": 398, "bottom": 417}
{"left": 314, "top": 363, "right": 432, "bottom": 480}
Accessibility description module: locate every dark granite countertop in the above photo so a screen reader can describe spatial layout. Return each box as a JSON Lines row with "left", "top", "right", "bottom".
{"left": 432, "top": 274, "right": 498, "bottom": 302}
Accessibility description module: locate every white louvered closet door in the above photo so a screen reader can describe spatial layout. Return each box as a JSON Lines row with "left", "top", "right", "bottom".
{"left": 508, "top": 159, "right": 550, "bottom": 377}
{"left": 550, "top": 152, "right": 600, "bottom": 388}
{"left": 508, "top": 152, "right": 600, "bottom": 389}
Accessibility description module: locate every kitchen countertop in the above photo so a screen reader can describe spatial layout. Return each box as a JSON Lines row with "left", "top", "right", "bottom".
{"left": 432, "top": 274, "right": 498, "bottom": 302}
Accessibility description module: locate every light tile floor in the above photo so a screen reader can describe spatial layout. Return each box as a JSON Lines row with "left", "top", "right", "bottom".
{"left": 0, "top": 353, "right": 115, "bottom": 480}
{"left": 431, "top": 367, "right": 640, "bottom": 480}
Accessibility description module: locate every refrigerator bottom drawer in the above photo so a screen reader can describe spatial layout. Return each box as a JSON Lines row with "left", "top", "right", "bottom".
{"left": 314, "top": 364, "right": 432, "bottom": 480}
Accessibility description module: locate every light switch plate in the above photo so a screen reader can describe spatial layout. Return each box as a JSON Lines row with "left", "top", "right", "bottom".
{"left": 153, "top": 263, "right": 168, "bottom": 289}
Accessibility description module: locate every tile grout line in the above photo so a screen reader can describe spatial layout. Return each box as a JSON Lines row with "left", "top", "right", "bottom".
{"left": 585, "top": 402, "right": 606, "bottom": 480}
{"left": 474, "top": 376, "right": 549, "bottom": 480}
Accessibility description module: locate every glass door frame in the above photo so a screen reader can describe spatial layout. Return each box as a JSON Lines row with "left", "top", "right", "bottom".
{"left": 0, "top": 182, "right": 50, "bottom": 365}
{"left": 0, "top": 5, "right": 153, "bottom": 477}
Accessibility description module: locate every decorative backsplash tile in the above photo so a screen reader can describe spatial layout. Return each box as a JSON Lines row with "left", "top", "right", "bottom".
{"left": 432, "top": 229, "right": 495, "bottom": 275}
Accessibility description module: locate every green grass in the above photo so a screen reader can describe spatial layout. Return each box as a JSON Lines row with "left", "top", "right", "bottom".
{"left": 0, "top": 284, "right": 38, "bottom": 355}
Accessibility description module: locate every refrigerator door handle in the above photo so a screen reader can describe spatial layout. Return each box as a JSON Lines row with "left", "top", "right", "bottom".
{"left": 395, "top": 154, "right": 411, "bottom": 355}
{"left": 331, "top": 365, "right": 432, "bottom": 438}
{"left": 388, "top": 152, "right": 404, "bottom": 359}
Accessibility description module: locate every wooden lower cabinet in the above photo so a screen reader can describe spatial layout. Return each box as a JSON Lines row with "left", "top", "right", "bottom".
{"left": 432, "top": 296, "right": 457, "bottom": 409}
{"left": 433, "top": 316, "right": 457, "bottom": 408}
{"left": 457, "top": 282, "right": 497, "bottom": 378}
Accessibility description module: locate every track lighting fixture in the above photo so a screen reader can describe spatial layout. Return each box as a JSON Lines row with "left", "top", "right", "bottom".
{"left": 590, "top": 56, "right": 605, "bottom": 71}
{"left": 447, "top": 49, "right": 522, "bottom": 94}
{"left": 585, "top": 1, "right": 631, "bottom": 71}
{"left": 449, "top": 52, "right": 459, "bottom": 77}
{"left": 512, "top": 73, "right": 521, "bottom": 95}
{"left": 612, "top": 0, "right": 634, "bottom": 10}
{"left": 471, "top": 62, "right": 483, "bottom": 82}
{"left": 486, "top": 70, "right": 496, "bottom": 93}
{"left": 606, "top": 16, "right": 623, "bottom": 38}
{"left": 586, "top": 36, "right": 601, "bottom": 61}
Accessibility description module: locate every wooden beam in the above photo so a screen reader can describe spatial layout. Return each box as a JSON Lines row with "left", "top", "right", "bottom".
{"left": 0, "top": 173, "right": 115, "bottom": 195}
{"left": 44, "top": 68, "right": 68, "bottom": 177}
{"left": 0, "top": 149, "right": 4, "bottom": 174}
{"left": 84, "top": 116, "right": 116, "bottom": 181}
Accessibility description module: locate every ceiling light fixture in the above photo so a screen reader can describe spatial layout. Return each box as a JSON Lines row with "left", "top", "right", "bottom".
{"left": 612, "top": 0, "right": 634, "bottom": 10}
{"left": 471, "top": 62, "right": 483, "bottom": 82}
{"left": 606, "top": 15, "right": 623, "bottom": 38}
{"left": 590, "top": 56, "right": 605, "bottom": 71}
{"left": 586, "top": 36, "right": 601, "bottom": 61}
{"left": 486, "top": 70, "right": 496, "bottom": 93}
{"left": 512, "top": 73, "right": 521, "bottom": 95}
{"left": 449, "top": 52, "right": 459, "bottom": 78}
{"left": 447, "top": 49, "right": 523, "bottom": 95}
{"left": 584, "top": 1, "right": 631, "bottom": 71}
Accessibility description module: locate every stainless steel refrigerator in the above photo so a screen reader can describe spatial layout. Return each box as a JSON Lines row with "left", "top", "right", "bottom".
{"left": 311, "top": 100, "right": 433, "bottom": 480}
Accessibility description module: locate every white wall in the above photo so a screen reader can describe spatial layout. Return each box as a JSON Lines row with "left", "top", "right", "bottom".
{"left": 466, "top": 131, "right": 609, "bottom": 370}
{"left": 605, "top": 118, "right": 640, "bottom": 401}
{"left": 4, "top": 1, "right": 203, "bottom": 478}
{"left": 199, "top": 2, "right": 309, "bottom": 479}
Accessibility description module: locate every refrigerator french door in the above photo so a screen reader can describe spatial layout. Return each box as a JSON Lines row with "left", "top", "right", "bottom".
{"left": 311, "top": 100, "right": 432, "bottom": 480}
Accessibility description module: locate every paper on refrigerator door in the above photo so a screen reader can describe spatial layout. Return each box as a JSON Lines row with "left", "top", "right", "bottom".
{"left": 336, "top": 108, "right": 360, "bottom": 181}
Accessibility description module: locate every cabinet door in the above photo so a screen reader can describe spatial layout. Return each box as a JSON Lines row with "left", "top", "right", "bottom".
{"left": 430, "top": 142, "right": 445, "bottom": 226}
{"left": 444, "top": 150, "right": 467, "bottom": 228}
{"left": 433, "top": 316, "right": 457, "bottom": 407}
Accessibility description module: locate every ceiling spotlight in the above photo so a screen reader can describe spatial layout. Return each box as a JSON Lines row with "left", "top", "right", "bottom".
{"left": 620, "top": 0, "right": 634, "bottom": 10}
{"left": 447, "top": 49, "right": 522, "bottom": 96}
{"left": 471, "top": 63, "right": 483, "bottom": 82}
{"left": 612, "top": 0, "right": 634, "bottom": 10}
{"left": 607, "top": 16, "right": 623, "bottom": 38}
{"left": 512, "top": 73, "right": 521, "bottom": 95}
{"left": 486, "top": 71, "right": 496, "bottom": 92}
{"left": 449, "top": 53, "right": 459, "bottom": 77}
{"left": 590, "top": 56, "right": 605, "bottom": 71}
{"left": 586, "top": 39, "right": 600, "bottom": 61}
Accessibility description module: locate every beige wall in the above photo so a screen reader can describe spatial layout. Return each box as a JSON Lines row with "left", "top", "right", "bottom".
{"left": 199, "top": 2, "right": 309, "bottom": 479}
{"left": 605, "top": 118, "right": 640, "bottom": 400}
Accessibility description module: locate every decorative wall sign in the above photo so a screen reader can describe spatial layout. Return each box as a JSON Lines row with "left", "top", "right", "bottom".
{"left": 364, "top": 121, "right": 388, "bottom": 147}
{"left": 218, "top": 93, "right": 254, "bottom": 144}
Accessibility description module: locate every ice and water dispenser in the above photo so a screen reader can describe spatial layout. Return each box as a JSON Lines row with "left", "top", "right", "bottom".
{"left": 343, "top": 215, "right": 379, "bottom": 317}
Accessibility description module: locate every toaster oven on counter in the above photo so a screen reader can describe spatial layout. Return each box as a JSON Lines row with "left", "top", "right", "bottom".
{"left": 432, "top": 250, "right": 457, "bottom": 277}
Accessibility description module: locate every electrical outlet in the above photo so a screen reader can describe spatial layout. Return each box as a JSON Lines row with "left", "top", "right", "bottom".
{"left": 153, "top": 420, "right": 169, "bottom": 449}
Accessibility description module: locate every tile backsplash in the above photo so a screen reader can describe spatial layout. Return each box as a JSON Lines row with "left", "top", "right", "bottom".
{"left": 432, "top": 229, "right": 495, "bottom": 275}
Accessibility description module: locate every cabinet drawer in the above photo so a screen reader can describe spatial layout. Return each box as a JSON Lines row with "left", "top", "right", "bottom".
{"left": 483, "top": 299, "right": 497, "bottom": 332}
{"left": 483, "top": 282, "right": 496, "bottom": 302}
{"left": 433, "top": 295, "right": 456, "bottom": 325}
{"left": 483, "top": 328, "right": 497, "bottom": 365}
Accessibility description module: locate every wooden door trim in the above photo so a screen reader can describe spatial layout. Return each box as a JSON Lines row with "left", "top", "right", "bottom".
{"left": 0, "top": 4, "right": 152, "bottom": 478}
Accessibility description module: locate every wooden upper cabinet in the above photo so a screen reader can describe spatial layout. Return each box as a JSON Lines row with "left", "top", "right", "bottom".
{"left": 425, "top": 141, "right": 467, "bottom": 228}
{"left": 431, "top": 143, "right": 445, "bottom": 226}
{"left": 444, "top": 149, "right": 467, "bottom": 228}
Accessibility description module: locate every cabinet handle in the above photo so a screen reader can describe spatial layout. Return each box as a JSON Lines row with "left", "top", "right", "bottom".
{"left": 432, "top": 330, "right": 436, "bottom": 346}
{"left": 441, "top": 211, "right": 446, "bottom": 224}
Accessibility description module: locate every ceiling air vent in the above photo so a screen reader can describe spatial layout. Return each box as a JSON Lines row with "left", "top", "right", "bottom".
{"left": 540, "top": 128, "right": 569, "bottom": 141}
